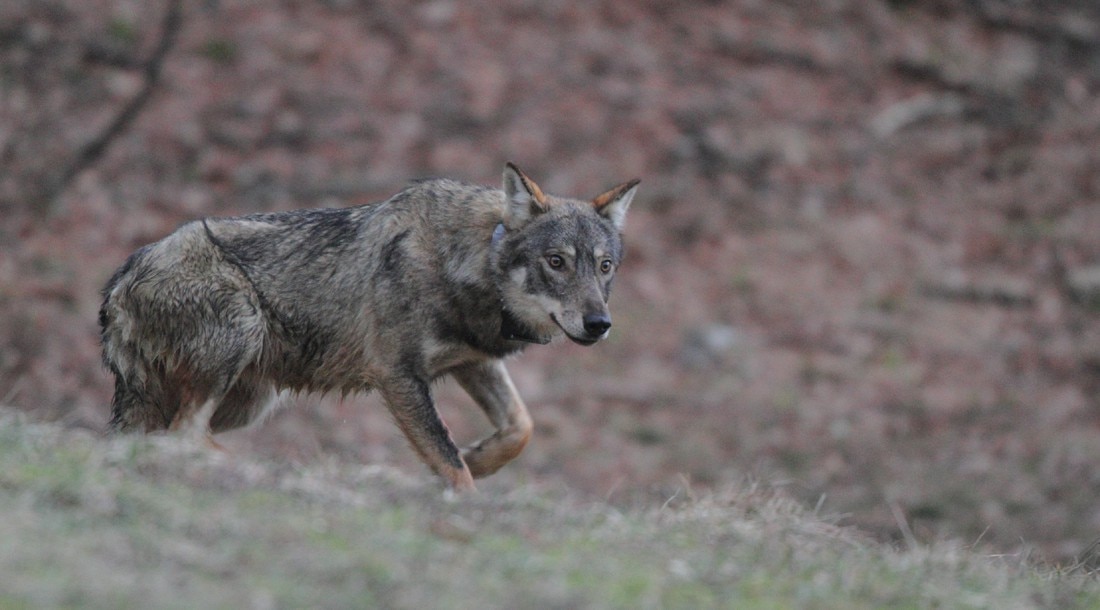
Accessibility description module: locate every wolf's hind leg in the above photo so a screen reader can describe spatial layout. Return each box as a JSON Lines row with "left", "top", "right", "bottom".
{"left": 210, "top": 378, "right": 278, "bottom": 433}
{"left": 451, "top": 361, "right": 533, "bottom": 479}
{"left": 169, "top": 395, "right": 223, "bottom": 442}
{"left": 167, "top": 338, "right": 260, "bottom": 443}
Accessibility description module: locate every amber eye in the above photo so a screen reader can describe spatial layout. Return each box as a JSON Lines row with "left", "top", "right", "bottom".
{"left": 600, "top": 259, "right": 613, "bottom": 274}
{"left": 547, "top": 254, "right": 565, "bottom": 269}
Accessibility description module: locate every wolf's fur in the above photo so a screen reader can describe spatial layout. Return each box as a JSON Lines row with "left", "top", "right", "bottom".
{"left": 100, "top": 163, "right": 638, "bottom": 491}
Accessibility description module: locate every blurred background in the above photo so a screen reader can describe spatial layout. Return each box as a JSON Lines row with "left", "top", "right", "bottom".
{"left": 3, "top": 0, "right": 1100, "bottom": 562}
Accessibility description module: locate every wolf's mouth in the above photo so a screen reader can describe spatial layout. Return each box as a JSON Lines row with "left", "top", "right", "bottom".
{"left": 501, "top": 308, "right": 552, "bottom": 344}
{"left": 550, "top": 314, "right": 601, "bottom": 347}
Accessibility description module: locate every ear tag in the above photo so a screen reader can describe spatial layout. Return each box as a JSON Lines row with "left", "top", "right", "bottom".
{"left": 491, "top": 223, "right": 506, "bottom": 249}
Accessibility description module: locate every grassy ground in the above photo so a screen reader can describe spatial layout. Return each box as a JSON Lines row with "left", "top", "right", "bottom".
{"left": 1, "top": 410, "right": 1096, "bottom": 610}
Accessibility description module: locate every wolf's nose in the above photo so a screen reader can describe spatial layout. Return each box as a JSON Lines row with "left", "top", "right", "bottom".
{"left": 583, "top": 313, "right": 612, "bottom": 337}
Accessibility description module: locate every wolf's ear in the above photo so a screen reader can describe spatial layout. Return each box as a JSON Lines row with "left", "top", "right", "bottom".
{"left": 503, "top": 162, "right": 549, "bottom": 229}
{"left": 592, "top": 178, "right": 640, "bottom": 232}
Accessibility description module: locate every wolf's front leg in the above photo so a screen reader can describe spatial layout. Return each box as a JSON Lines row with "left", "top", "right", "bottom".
{"left": 451, "top": 360, "right": 533, "bottom": 479}
{"left": 378, "top": 376, "right": 476, "bottom": 492}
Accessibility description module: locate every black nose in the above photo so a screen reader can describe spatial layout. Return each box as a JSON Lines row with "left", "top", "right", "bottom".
{"left": 583, "top": 313, "right": 612, "bottom": 337}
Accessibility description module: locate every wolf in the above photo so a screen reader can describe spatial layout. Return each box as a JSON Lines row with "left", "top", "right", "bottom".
{"left": 99, "top": 163, "right": 638, "bottom": 491}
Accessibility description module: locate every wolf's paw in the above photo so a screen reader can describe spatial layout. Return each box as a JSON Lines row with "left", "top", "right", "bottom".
{"left": 462, "top": 426, "right": 531, "bottom": 479}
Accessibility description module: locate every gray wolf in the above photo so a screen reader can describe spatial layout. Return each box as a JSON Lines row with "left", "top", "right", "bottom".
{"left": 99, "top": 163, "right": 639, "bottom": 491}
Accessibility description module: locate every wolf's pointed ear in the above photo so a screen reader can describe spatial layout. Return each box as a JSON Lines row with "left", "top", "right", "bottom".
{"left": 502, "top": 162, "right": 548, "bottom": 229}
{"left": 592, "top": 178, "right": 640, "bottom": 232}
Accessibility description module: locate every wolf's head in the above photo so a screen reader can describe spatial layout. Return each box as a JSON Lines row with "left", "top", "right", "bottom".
{"left": 493, "top": 163, "right": 639, "bottom": 347}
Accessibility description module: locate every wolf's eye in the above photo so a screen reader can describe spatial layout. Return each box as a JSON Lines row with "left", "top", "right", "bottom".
{"left": 600, "top": 260, "right": 613, "bottom": 274}
{"left": 546, "top": 254, "right": 565, "bottom": 269}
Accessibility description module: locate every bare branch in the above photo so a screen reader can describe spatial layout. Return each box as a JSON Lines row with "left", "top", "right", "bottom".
{"left": 41, "top": 0, "right": 183, "bottom": 214}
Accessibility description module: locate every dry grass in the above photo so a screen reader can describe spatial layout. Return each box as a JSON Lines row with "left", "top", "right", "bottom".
{"left": 1, "top": 409, "right": 1097, "bottom": 610}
